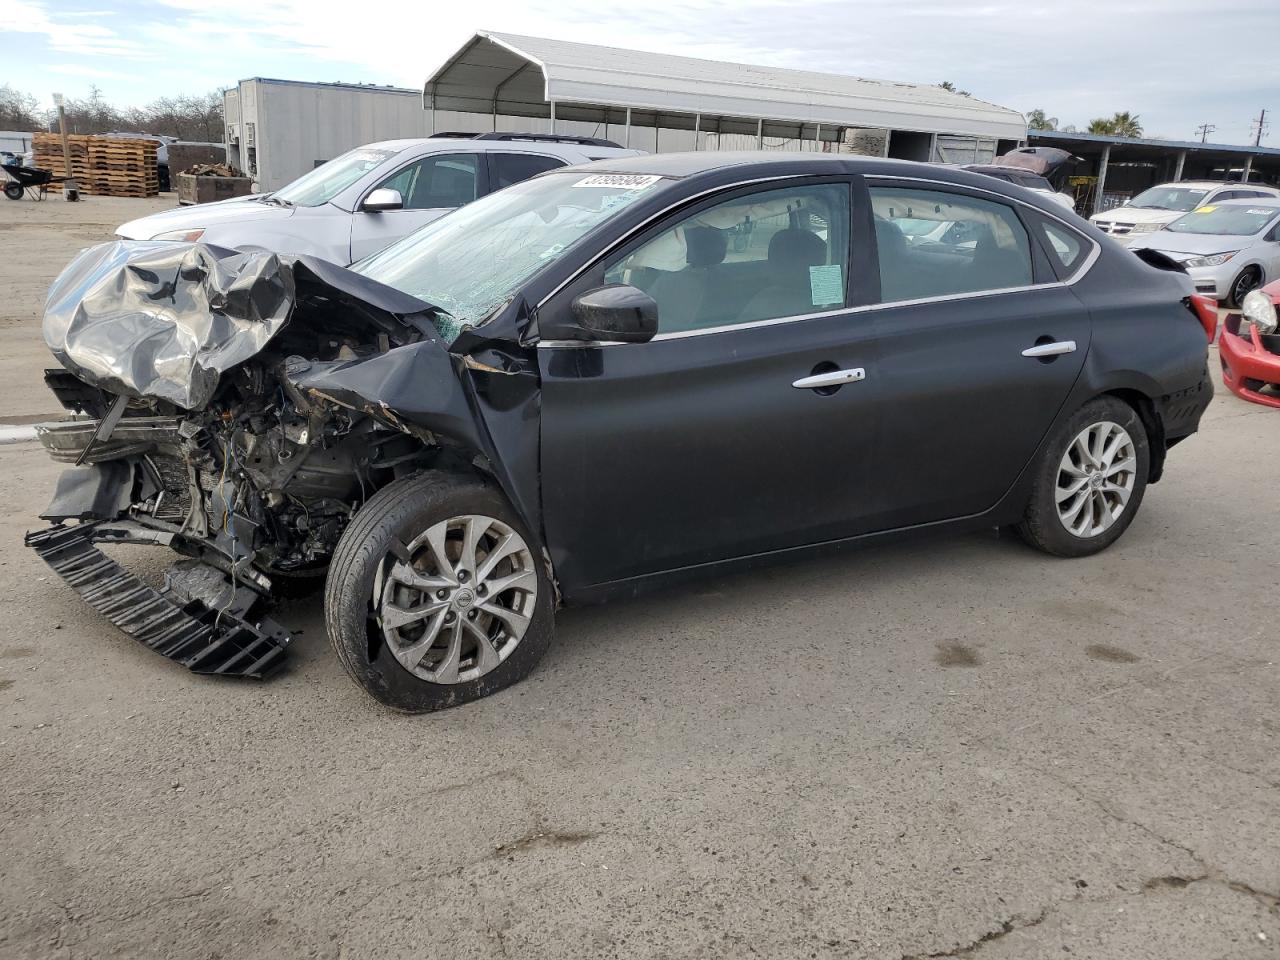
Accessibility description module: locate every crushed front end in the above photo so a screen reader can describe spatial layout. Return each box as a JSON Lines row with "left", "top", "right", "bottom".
{"left": 1219, "top": 285, "right": 1280, "bottom": 409}
{"left": 26, "top": 241, "right": 460, "bottom": 678}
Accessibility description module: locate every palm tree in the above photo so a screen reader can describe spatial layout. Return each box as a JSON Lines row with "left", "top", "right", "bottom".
{"left": 1110, "top": 111, "right": 1143, "bottom": 138}
{"left": 938, "top": 81, "right": 972, "bottom": 98}
{"left": 1088, "top": 112, "right": 1143, "bottom": 138}
{"left": 1026, "top": 109, "right": 1058, "bottom": 131}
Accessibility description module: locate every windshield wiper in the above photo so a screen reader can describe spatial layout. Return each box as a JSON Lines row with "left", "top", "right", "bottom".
{"left": 260, "top": 194, "right": 293, "bottom": 207}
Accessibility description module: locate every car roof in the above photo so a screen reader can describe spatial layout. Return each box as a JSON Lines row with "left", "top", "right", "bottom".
{"left": 557, "top": 152, "right": 1071, "bottom": 201}
{"left": 1157, "top": 180, "right": 1279, "bottom": 190}
{"left": 359, "top": 137, "right": 638, "bottom": 157}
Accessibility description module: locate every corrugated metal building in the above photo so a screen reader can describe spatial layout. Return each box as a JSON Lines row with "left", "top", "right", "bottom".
{"left": 424, "top": 32, "right": 1028, "bottom": 161}
{"left": 223, "top": 79, "right": 433, "bottom": 191}
{"left": 226, "top": 35, "right": 1028, "bottom": 191}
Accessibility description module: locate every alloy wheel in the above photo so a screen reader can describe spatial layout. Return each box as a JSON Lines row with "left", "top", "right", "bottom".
{"left": 375, "top": 514, "right": 538, "bottom": 684}
{"left": 1232, "top": 268, "right": 1261, "bottom": 307}
{"left": 1055, "top": 421, "right": 1137, "bottom": 539}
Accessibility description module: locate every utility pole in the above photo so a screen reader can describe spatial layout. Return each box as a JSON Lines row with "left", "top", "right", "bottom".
{"left": 51, "top": 93, "right": 79, "bottom": 201}
{"left": 1195, "top": 122, "right": 1215, "bottom": 143}
{"left": 1251, "top": 108, "right": 1269, "bottom": 146}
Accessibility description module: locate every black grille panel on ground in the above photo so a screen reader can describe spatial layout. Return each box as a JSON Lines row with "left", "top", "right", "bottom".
{"left": 25, "top": 523, "right": 289, "bottom": 678}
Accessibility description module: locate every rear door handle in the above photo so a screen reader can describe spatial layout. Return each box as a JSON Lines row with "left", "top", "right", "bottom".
{"left": 1021, "top": 340, "right": 1077, "bottom": 358}
{"left": 792, "top": 367, "right": 866, "bottom": 389}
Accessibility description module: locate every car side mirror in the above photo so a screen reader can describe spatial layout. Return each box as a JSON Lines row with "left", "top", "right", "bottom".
{"left": 548, "top": 284, "right": 658, "bottom": 343}
{"left": 362, "top": 188, "right": 403, "bottom": 212}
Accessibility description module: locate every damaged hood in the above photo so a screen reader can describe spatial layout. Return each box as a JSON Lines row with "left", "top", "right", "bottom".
{"left": 44, "top": 240, "right": 438, "bottom": 410}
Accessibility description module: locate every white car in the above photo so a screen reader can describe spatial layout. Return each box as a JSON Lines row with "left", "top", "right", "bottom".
{"left": 1128, "top": 198, "right": 1280, "bottom": 305}
{"left": 116, "top": 134, "right": 643, "bottom": 265}
{"left": 1091, "top": 180, "right": 1280, "bottom": 246}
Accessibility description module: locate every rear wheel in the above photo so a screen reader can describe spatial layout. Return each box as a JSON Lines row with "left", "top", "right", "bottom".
{"left": 326, "top": 471, "right": 555, "bottom": 712}
{"left": 1017, "top": 397, "right": 1150, "bottom": 557}
{"left": 3, "top": 182, "right": 23, "bottom": 200}
{"left": 1227, "top": 266, "right": 1263, "bottom": 308}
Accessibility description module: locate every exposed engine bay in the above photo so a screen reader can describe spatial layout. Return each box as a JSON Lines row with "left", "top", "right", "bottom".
{"left": 27, "top": 240, "right": 541, "bottom": 677}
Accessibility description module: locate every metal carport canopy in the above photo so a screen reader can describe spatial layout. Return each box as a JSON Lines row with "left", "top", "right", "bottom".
{"left": 425, "top": 31, "right": 1028, "bottom": 141}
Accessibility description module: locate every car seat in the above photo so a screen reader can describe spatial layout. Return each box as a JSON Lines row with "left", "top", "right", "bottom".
{"left": 739, "top": 228, "right": 828, "bottom": 322}
{"left": 647, "top": 225, "right": 728, "bottom": 331}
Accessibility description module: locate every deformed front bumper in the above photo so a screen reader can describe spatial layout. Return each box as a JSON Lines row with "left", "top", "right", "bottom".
{"left": 1218, "top": 316, "right": 1280, "bottom": 408}
{"left": 25, "top": 521, "right": 290, "bottom": 678}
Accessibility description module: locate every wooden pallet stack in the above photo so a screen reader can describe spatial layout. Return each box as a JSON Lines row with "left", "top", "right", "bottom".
{"left": 32, "top": 133, "right": 160, "bottom": 197}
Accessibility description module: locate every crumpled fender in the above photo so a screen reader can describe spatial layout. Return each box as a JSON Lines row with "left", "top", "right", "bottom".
{"left": 283, "top": 299, "right": 543, "bottom": 538}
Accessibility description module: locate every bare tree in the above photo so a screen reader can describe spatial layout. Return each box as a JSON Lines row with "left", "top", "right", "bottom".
{"left": 1, "top": 84, "right": 224, "bottom": 142}
{"left": 0, "top": 84, "right": 42, "bottom": 130}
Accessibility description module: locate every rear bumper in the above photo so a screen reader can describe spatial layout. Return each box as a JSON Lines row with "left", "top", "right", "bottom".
{"left": 1219, "top": 321, "right": 1280, "bottom": 408}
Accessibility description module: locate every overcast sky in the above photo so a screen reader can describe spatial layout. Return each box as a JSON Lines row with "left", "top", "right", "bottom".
{"left": 2, "top": 0, "right": 1276, "bottom": 145}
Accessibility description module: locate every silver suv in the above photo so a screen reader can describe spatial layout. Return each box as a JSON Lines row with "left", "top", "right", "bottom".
{"left": 116, "top": 133, "right": 643, "bottom": 264}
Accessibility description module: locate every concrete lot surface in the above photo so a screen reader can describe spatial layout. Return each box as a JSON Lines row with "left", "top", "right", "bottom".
{"left": 0, "top": 195, "right": 1277, "bottom": 960}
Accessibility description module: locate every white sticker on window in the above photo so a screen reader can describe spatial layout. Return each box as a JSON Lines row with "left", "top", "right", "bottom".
{"left": 573, "top": 174, "right": 663, "bottom": 190}
{"left": 809, "top": 264, "right": 843, "bottom": 306}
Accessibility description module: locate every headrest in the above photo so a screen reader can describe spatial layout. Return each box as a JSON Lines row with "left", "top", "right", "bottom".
{"left": 684, "top": 226, "right": 728, "bottom": 267}
{"left": 767, "top": 228, "right": 826, "bottom": 273}
{"left": 874, "top": 217, "right": 907, "bottom": 253}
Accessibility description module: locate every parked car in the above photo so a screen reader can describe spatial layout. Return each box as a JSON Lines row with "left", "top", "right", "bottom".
{"left": 1091, "top": 180, "right": 1280, "bottom": 245}
{"left": 1219, "top": 281, "right": 1280, "bottom": 407}
{"left": 29, "top": 153, "right": 1213, "bottom": 712}
{"left": 1128, "top": 198, "right": 1280, "bottom": 305}
{"left": 962, "top": 163, "right": 1076, "bottom": 211}
{"left": 115, "top": 133, "right": 643, "bottom": 264}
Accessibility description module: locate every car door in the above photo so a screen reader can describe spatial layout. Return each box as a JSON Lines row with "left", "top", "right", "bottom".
{"left": 347, "top": 152, "right": 485, "bottom": 262}
{"left": 536, "top": 177, "right": 885, "bottom": 591}
{"left": 861, "top": 178, "right": 1092, "bottom": 530}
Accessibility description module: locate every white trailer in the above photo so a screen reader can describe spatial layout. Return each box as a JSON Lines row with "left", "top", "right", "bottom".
{"left": 223, "top": 79, "right": 433, "bottom": 192}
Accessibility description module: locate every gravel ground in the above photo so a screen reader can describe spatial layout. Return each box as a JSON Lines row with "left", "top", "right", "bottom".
{"left": 0, "top": 193, "right": 1277, "bottom": 960}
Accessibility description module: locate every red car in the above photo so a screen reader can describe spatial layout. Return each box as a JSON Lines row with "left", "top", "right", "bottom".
{"left": 1219, "top": 279, "right": 1280, "bottom": 408}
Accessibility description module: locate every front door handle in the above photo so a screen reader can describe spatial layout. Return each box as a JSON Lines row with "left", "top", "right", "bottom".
{"left": 792, "top": 367, "right": 866, "bottom": 390}
{"left": 1021, "top": 340, "right": 1077, "bottom": 358}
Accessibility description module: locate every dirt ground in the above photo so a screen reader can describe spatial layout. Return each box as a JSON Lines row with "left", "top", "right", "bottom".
{"left": 0, "top": 194, "right": 1277, "bottom": 960}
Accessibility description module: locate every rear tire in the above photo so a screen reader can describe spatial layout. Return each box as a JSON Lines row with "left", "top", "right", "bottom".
{"left": 1017, "top": 396, "right": 1150, "bottom": 558}
{"left": 326, "top": 471, "right": 555, "bottom": 712}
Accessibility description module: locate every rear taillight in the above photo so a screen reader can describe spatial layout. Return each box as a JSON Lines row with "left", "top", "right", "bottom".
{"left": 1187, "top": 294, "right": 1218, "bottom": 342}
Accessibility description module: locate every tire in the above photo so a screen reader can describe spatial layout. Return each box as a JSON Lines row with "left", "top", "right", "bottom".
{"left": 1017, "top": 396, "right": 1150, "bottom": 558}
{"left": 325, "top": 470, "right": 555, "bottom": 712}
{"left": 1227, "top": 266, "right": 1262, "bottom": 308}
{"left": 3, "top": 182, "right": 23, "bottom": 201}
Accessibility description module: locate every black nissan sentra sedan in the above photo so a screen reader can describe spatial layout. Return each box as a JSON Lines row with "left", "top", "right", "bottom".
{"left": 29, "top": 152, "right": 1214, "bottom": 711}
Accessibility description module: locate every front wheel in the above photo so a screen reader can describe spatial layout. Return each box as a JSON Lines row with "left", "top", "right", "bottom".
{"left": 1227, "top": 266, "right": 1262, "bottom": 308}
{"left": 326, "top": 471, "right": 555, "bottom": 712}
{"left": 1017, "top": 396, "right": 1150, "bottom": 557}
{"left": 3, "top": 182, "right": 23, "bottom": 200}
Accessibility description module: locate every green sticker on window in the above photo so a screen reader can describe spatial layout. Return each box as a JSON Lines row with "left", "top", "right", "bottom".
{"left": 809, "top": 264, "right": 843, "bottom": 306}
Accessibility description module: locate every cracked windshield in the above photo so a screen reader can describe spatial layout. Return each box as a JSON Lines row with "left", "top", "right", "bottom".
{"left": 354, "top": 172, "right": 671, "bottom": 341}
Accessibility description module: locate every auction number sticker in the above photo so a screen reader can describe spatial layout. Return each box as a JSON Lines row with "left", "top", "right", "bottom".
{"left": 573, "top": 174, "right": 663, "bottom": 190}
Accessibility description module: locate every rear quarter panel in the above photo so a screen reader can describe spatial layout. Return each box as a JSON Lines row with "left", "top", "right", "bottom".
{"left": 1070, "top": 246, "right": 1208, "bottom": 403}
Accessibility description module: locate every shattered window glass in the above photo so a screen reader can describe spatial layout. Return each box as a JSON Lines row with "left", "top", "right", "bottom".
{"left": 354, "top": 172, "right": 671, "bottom": 341}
